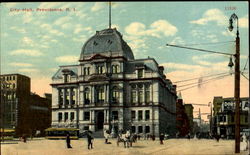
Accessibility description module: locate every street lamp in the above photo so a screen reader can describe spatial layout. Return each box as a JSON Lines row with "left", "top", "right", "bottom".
{"left": 228, "top": 13, "right": 240, "bottom": 154}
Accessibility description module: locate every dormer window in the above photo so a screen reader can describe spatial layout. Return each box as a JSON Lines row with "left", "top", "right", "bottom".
{"left": 64, "top": 75, "right": 69, "bottom": 83}
{"left": 97, "top": 66, "right": 105, "bottom": 74}
{"left": 137, "top": 69, "right": 143, "bottom": 78}
{"left": 107, "top": 39, "right": 113, "bottom": 44}
{"left": 62, "top": 69, "right": 72, "bottom": 83}
{"left": 112, "top": 65, "right": 120, "bottom": 73}
{"left": 83, "top": 67, "right": 90, "bottom": 75}
{"left": 93, "top": 41, "right": 98, "bottom": 46}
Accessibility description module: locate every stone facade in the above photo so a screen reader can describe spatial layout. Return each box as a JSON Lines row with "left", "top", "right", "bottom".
{"left": 51, "top": 28, "right": 177, "bottom": 136}
{"left": 213, "top": 96, "right": 249, "bottom": 139}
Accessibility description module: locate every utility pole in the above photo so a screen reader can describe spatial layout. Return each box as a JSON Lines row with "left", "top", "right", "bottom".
{"left": 166, "top": 13, "right": 241, "bottom": 153}
{"left": 228, "top": 13, "right": 240, "bottom": 153}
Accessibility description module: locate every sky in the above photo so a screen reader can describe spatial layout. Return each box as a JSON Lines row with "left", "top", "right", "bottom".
{"left": 0, "top": 2, "right": 249, "bottom": 121}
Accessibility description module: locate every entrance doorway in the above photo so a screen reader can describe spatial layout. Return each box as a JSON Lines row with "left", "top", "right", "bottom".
{"left": 96, "top": 111, "right": 104, "bottom": 130}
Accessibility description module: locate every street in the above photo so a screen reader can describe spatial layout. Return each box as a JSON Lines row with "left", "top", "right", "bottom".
{"left": 1, "top": 138, "right": 249, "bottom": 155}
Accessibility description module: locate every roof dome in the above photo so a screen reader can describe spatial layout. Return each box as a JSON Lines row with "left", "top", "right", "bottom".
{"left": 80, "top": 28, "right": 134, "bottom": 61}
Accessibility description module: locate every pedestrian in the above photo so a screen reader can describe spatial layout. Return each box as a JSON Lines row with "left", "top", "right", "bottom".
{"left": 66, "top": 133, "right": 72, "bottom": 148}
{"left": 22, "top": 134, "right": 27, "bottom": 143}
{"left": 187, "top": 133, "right": 191, "bottom": 140}
{"left": 215, "top": 134, "right": 220, "bottom": 142}
{"left": 152, "top": 134, "right": 155, "bottom": 141}
{"left": 87, "top": 131, "right": 94, "bottom": 149}
{"left": 159, "top": 133, "right": 164, "bottom": 144}
{"left": 104, "top": 129, "right": 110, "bottom": 144}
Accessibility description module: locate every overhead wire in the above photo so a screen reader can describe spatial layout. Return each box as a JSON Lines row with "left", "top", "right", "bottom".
{"left": 173, "top": 71, "right": 230, "bottom": 83}
{"left": 180, "top": 41, "right": 235, "bottom": 46}
{"left": 177, "top": 74, "right": 231, "bottom": 92}
{"left": 241, "top": 55, "right": 249, "bottom": 80}
{"left": 177, "top": 72, "right": 231, "bottom": 88}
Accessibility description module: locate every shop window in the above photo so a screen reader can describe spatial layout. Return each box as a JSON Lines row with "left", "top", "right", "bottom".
{"left": 145, "top": 110, "right": 150, "bottom": 120}
{"left": 138, "top": 110, "right": 143, "bottom": 121}
{"left": 58, "top": 112, "right": 63, "bottom": 122}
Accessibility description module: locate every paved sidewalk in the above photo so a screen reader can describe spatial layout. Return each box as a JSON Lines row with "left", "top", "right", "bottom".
{"left": 1, "top": 138, "right": 249, "bottom": 155}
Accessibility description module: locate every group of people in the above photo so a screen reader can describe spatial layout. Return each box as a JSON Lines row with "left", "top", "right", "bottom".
{"left": 66, "top": 129, "right": 169, "bottom": 149}
{"left": 66, "top": 131, "right": 94, "bottom": 149}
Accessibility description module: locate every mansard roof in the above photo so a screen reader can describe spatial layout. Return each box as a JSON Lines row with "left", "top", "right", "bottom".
{"left": 80, "top": 28, "right": 134, "bottom": 61}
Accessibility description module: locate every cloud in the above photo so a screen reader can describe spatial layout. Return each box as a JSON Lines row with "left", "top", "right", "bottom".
{"left": 127, "top": 38, "right": 148, "bottom": 51}
{"left": 54, "top": 16, "right": 72, "bottom": 26}
{"left": 23, "top": 12, "right": 33, "bottom": 23}
{"left": 239, "top": 15, "right": 249, "bottom": 28}
{"left": 73, "top": 24, "right": 90, "bottom": 34}
{"left": 161, "top": 62, "right": 204, "bottom": 71}
{"left": 190, "top": 9, "right": 227, "bottom": 26}
{"left": 206, "top": 34, "right": 218, "bottom": 43}
{"left": 150, "top": 20, "right": 178, "bottom": 37}
{"left": 169, "top": 36, "right": 185, "bottom": 45}
{"left": 3, "top": 3, "right": 18, "bottom": 8}
{"left": 111, "top": 24, "right": 120, "bottom": 30}
{"left": 125, "top": 20, "right": 177, "bottom": 38}
{"left": 91, "top": 2, "right": 105, "bottom": 12}
{"left": 73, "top": 35, "right": 87, "bottom": 42}
{"left": 22, "top": 37, "right": 35, "bottom": 46}
{"left": 49, "top": 68, "right": 58, "bottom": 72}
{"left": 73, "top": 11, "right": 87, "bottom": 19}
{"left": 40, "top": 24, "right": 64, "bottom": 36}
{"left": 55, "top": 55, "right": 79, "bottom": 63}
{"left": 10, "top": 26, "right": 26, "bottom": 34}
{"left": 10, "top": 49, "right": 43, "bottom": 57}
{"left": 38, "top": 2, "right": 62, "bottom": 9}
{"left": 18, "top": 68, "right": 39, "bottom": 73}
{"left": 9, "top": 62, "right": 33, "bottom": 67}
{"left": 192, "top": 55, "right": 212, "bottom": 66}
{"left": 61, "top": 23, "right": 73, "bottom": 29}
{"left": 222, "top": 30, "right": 235, "bottom": 37}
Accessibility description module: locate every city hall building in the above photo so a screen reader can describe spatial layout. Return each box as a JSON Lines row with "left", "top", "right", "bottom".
{"left": 51, "top": 28, "right": 177, "bottom": 136}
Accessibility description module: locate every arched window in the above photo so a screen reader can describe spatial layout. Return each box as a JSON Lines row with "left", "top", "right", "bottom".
{"left": 112, "top": 86, "right": 119, "bottom": 103}
{"left": 138, "top": 84, "right": 143, "bottom": 104}
{"left": 97, "top": 66, "right": 105, "bottom": 74}
{"left": 131, "top": 84, "right": 136, "bottom": 104}
{"left": 145, "top": 84, "right": 150, "bottom": 103}
{"left": 83, "top": 67, "right": 91, "bottom": 75}
{"left": 112, "top": 65, "right": 120, "bottom": 73}
{"left": 72, "top": 88, "right": 76, "bottom": 105}
{"left": 84, "top": 88, "right": 90, "bottom": 105}
{"left": 58, "top": 89, "right": 63, "bottom": 107}
{"left": 96, "top": 86, "right": 104, "bottom": 103}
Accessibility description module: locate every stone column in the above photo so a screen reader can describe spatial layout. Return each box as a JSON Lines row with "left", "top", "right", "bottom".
{"left": 104, "top": 110, "right": 107, "bottom": 123}
{"left": 89, "top": 110, "right": 92, "bottom": 123}
{"left": 69, "top": 88, "right": 72, "bottom": 107}
{"left": 63, "top": 88, "right": 66, "bottom": 107}
{"left": 58, "top": 89, "right": 61, "bottom": 107}
{"left": 106, "top": 85, "right": 109, "bottom": 103}
{"left": 142, "top": 110, "right": 145, "bottom": 121}
{"left": 92, "top": 110, "right": 95, "bottom": 123}
{"left": 91, "top": 86, "right": 95, "bottom": 104}
{"left": 107, "top": 109, "right": 110, "bottom": 123}
{"left": 142, "top": 84, "right": 145, "bottom": 105}
{"left": 135, "top": 110, "right": 138, "bottom": 121}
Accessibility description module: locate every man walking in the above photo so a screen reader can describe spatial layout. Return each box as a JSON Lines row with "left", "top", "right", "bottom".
{"left": 66, "top": 133, "right": 72, "bottom": 148}
{"left": 159, "top": 133, "right": 164, "bottom": 144}
{"left": 87, "top": 131, "right": 94, "bottom": 149}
